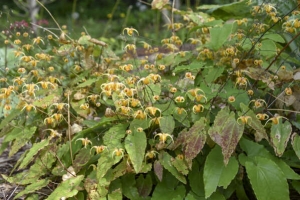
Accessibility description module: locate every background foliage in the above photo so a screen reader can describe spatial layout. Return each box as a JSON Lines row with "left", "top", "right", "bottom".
{"left": 1, "top": 0, "right": 300, "bottom": 199}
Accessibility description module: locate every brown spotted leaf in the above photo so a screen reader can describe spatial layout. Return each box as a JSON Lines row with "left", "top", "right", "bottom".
{"left": 172, "top": 118, "right": 207, "bottom": 169}
{"left": 172, "top": 128, "right": 188, "bottom": 150}
{"left": 208, "top": 107, "right": 244, "bottom": 165}
{"left": 184, "top": 121, "right": 207, "bottom": 168}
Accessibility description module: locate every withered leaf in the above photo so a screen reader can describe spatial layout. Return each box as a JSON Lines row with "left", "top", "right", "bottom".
{"left": 151, "top": 0, "right": 169, "bottom": 9}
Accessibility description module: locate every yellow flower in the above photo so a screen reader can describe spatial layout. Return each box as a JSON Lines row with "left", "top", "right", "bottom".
{"left": 285, "top": 87, "right": 292, "bottom": 96}
{"left": 91, "top": 145, "right": 107, "bottom": 154}
{"left": 193, "top": 104, "right": 204, "bottom": 114}
{"left": 228, "top": 96, "right": 236, "bottom": 103}
{"left": 21, "top": 103, "right": 37, "bottom": 112}
{"left": 112, "top": 148, "right": 125, "bottom": 157}
{"left": 33, "top": 36, "right": 45, "bottom": 45}
{"left": 45, "top": 129, "right": 62, "bottom": 139}
{"left": 237, "top": 116, "right": 252, "bottom": 125}
{"left": 145, "top": 150, "right": 158, "bottom": 159}
{"left": 249, "top": 99, "right": 267, "bottom": 109}
{"left": 154, "top": 133, "right": 174, "bottom": 144}
{"left": 265, "top": 114, "right": 288, "bottom": 125}
{"left": 256, "top": 113, "right": 269, "bottom": 120}
{"left": 76, "top": 138, "right": 92, "bottom": 148}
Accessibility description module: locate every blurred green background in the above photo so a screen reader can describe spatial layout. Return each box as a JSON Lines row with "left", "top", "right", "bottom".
{"left": 0, "top": 0, "right": 237, "bottom": 45}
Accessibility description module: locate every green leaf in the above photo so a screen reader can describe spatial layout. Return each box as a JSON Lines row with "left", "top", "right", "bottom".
{"left": 3, "top": 149, "right": 56, "bottom": 185}
{"left": 155, "top": 101, "right": 176, "bottom": 116}
{"left": 262, "top": 33, "right": 285, "bottom": 43}
{"left": 239, "top": 137, "right": 268, "bottom": 158}
{"left": 185, "top": 192, "right": 199, "bottom": 200}
{"left": 73, "top": 148, "right": 92, "bottom": 172}
{"left": 140, "top": 162, "right": 152, "bottom": 173}
{"left": 76, "top": 78, "right": 98, "bottom": 88}
{"left": 143, "top": 83, "right": 161, "bottom": 103}
{"left": 270, "top": 119, "right": 292, "bottom": 156}
{"left": 15, "top": 179, "right": 50, "bottom": 199}
{"left": 159, "top": 115, "right": 175, "bottom": 134}
{"left": 0, "top": 109, "right": 19, "bottom": 130}
{"left": 121, "top": 174, "right": 140, "bottom": 200}
{"left": 171, "top": 156, "right": 189, "bottom": 175}
{"left": 18, "top": 139, "right": 50, "bottom": 169}
{"left": 152, "top": 172, "right": 186, "bottom": 200}
{"left": 97, "top": 151, "right": 123, "bottom": 197}
{"left": 291, "top": 180, "right": 300, "bottom": 194}
{"left": 108, "top": 188, "right": 122, "bottom": 200}
{"left": 173, "top": 60, "right": 205, "bottom": 73}
{"left": 78, "top": 35, "right": 93, "bottom": 46}
{"left": 235, "top": 179, "right": 249, "bottom": 200}
{"left": 97, "top": 151, "right": 122, "bottom": 180}
{"left": 240, "top": 38, "right": 253, "bottom": 51}
{"left": 188, "top": 162, "right": 204, "bottom": 197}
{"left": 33, "top": 91, "right": 62, "bottom": 108}
{"left": 239, "top": 137, "right": 300, "bottom": 180}
{"left": 136, "top": 174, "right": 152, "bottom": 197}
{"left": 130, "top": 119, "right": 151, "bottom": 130}
{"left": 240, "top": 103, "right": 268, "bottom": 141}
{"left": 47, "top": 175, "right": 84, "bottom": 200}
{"left": 70, "top": 99, "right": 89, "bottom": 118}
{"left": 260, "top": 39, "right": 277, "bottom": 58}
{"left": 218, "top": 157, "right": 239, "bottom": 188}
{"left": 199, "top": 0, "right": 250, "bottom": 20}
{"left": 208, "top": 23, "right": 233, "bottom": 51}
{"left": 0, "top": 47, "right": 16, "bottom": 69}
{"left": 204, "top": 146, "right": 238, "bottom": 198}
{"left": 202, "top": 66, "right": 225, "bottom": 83}
{"left": 125, "top": 130, "right": 147, "bottom": 173}
{"left": 209, "top": 192, "right": 226, "bottom": 200}
{"left": 159, "top": 151, "right": 186, "bottom": 184}
{"left": 26, "top": 194, "right": 39, "bottom": 200}
{"left": 72, "top": 116, "right": 120, "bottom": 141}
{"left": 292, "top": 133, "right": 300, "bottom": 160}
{"left": 103, "top": 124, "right": 127, "bottom": 148}
{"left": 108, "top": 159, "right": 128, "bottom": 181}
{"left": 81, "top": 120, "right": 99, "bottom": 128}
{"left": 108, "top": 179, "right": 122, "bottom": 200}
{"left": 5, "top": 126, "right": 37, "bottom": 157}
{"left": 172, "top": 107, "right": 190, "bottom": 127}
{"left": 245, "top": 156, "right": 289, "bottom": 200}
{"left": 208, "top": 107, "right": 244, "bottom": 165}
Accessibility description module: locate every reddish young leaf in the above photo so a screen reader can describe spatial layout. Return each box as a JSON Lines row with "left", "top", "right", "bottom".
{"left": 154, "top": 160, "right": 163, "bottom": 182}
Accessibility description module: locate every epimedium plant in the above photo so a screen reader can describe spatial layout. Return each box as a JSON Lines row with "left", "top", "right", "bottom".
{"left": 1, "top": 0, "right": 300, "bottom": 199}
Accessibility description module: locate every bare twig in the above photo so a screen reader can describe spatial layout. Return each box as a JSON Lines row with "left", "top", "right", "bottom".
{"left": 30, "top": 23, "right": 59, "bottom": 39}
{"left": 67, "top": 90, "right": 73, "bottom": 165}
